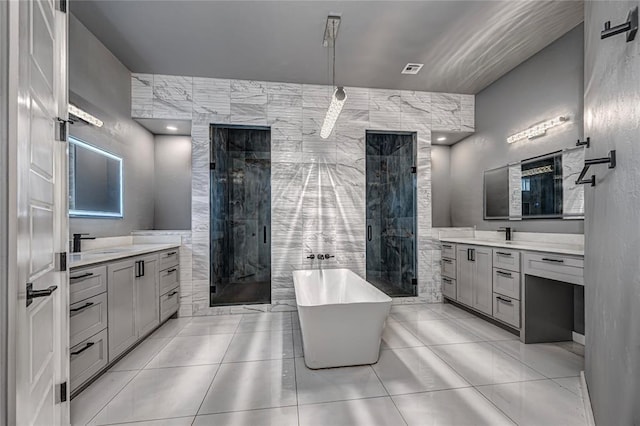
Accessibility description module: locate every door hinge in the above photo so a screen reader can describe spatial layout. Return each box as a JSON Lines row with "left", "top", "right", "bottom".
{"left": 411, "top": 166, "right": 417, "bottom": 174}
{"left": 55, "top": 252, "right": 67, "bottom": 272}
{"left": 56, "top": 0, "right": 67, "bottom": 13}
{"left": 57, "top": 382, "right": 68, "bottom": 403}
{"left": 55, "top": 118, "right": 69, "bottom": 142}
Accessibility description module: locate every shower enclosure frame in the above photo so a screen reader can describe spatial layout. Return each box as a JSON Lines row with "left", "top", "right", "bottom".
{"left": 209, "top": 124, "right": 272, "bottom": 307}
{"left": 365, "top": 130, "right": 418, "bottom": 298}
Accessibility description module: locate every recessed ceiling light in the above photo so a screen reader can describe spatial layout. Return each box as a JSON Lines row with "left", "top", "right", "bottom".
{"left": 437, "top": 136, "right": 447, "bottom": 142}
{"left": 166, "top": 125, "right": 178, "bottom": 131}
{"left": 401, "top": 63, "right": 424, "bottom": 75}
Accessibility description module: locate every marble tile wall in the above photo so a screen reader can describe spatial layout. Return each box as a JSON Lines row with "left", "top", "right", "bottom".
{"left": 132, "top": 74, "right": 475, "bottom": 315}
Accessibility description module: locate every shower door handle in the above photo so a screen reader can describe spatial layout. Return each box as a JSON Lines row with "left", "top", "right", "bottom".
{"left": 263, "top": 226, "right": 267, "bottom": 244}
{"left": 367, "top": 225, "right": 372, "bottom": 241}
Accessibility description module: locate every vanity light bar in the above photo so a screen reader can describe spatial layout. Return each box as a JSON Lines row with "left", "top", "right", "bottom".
{"left": 507, "top": 116, "right": 568, "bottom": 144}
{"left": 68, "top": 104, "right": 104, "bottom": 128}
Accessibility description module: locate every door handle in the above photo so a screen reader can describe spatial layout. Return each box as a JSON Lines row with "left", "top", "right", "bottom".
{"left": 26, "top": 283, "right": 58, "bottom": 307}
{"left": 367, "top": 225, "right": 372, "bottom": 241}
{"left": 70, "top": 342, "right": 95, "bottom": 357}
{"left": 263, "top": 226, "right": 267, "bottom": 244}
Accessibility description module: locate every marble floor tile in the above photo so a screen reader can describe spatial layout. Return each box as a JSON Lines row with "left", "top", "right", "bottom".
{"left": 295, "top": 358, "right": 387, "bottom": 405}
{"left": 198, "top": 359, "right": 297, "bottom": 414}
{"left": 108, "top": 417, "right": 195, "bottom": 426}
{"left": 293, "top": 328, "right": 304, "bottom": 358}
{"left": 193, "top": 406, "right": 298, "bottom": 426}
{"left": 236, "top": 312, "right": 293, "bottom": 332}
{"left": 109, "top": 338, "right": 173, "bottom": 372}
{"left": 430, "top": 342, "right": 545, "bottom": 386}
{"left": 145, "top": 334, "right": 233, "bottom": 368}
{"left": 490, "top": 340, "right": 585, "bottom": 379}
{"left": 403, "top": 319, "right": 485, "bottom": 346}
{"left": 389, "top": 304, "right": 446, "bottom": 322}
{"left": 380, "top": 320, "right": 424, "bottom": 349}
{"left": 392, "top": 388, "right": 515, "bottom": 426}
{"left": 455, "top": 317, "right": 519, "bottom": 342}
{"left": 148, "top": 318, "right": 192, "bottom": 339}
{"left": 177, "top": 315, "right": 241, "bottom": 336}
{"left": 71, "top": 371, "right": 138, "bottom": 426}
{"left": 425, "top": 303, "right": 477, "bottom": 319}
{"left": 222, "top": 329, "right": 294, "bottom": 362}
{"left": 477, "top": 379, "right": 587, "bottom": 426}
{"left": 298, "top": 397, "right": 406, "bottom": 426}
{"left": 372, "top": 347, "right": 470, "bottom": 395}
{"left": 90, "top": 365, "right": 218, "bottom": 425}
{"left": 553, "top": 376, "right": 583, "bottom": 396}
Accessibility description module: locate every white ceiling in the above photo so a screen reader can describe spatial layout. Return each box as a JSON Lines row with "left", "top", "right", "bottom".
{"left": 71, "top": 1, "right": 583, "bottom": 94}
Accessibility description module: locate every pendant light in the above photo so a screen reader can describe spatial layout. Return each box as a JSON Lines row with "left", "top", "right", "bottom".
{"left": 320, "top": 16, "right": 346, "bottom": 139}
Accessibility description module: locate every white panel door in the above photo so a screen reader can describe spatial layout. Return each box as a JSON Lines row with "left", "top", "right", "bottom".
{"left": 15, "top": 0, "right": 68, "bottom": 424}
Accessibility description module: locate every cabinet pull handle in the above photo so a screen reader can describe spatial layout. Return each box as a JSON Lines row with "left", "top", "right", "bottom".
{"left": 367, "top": 225, "right": 372, "bottom": 241}
{"left": 71, "top": 342, "right": 95, "bottom": 357}
{"left": 541, "top": 258, "right": 564, "bottom": 263}
{"left": 496, "top": 296, "right": 513, "bottom": 305}
{"left": 442, "top": 278, "right": 452, "bottom": 283}
{"left": 70, "top": 302, "right": 94, "bottom": 313}
{"left": 263, "top": 226, "right": 267, "bottom": 244}
{"left": 496, "top": 270, "right": 512, "bottom": 278}
{"left": 442, "top": 259, "right": 453, "bottom": 264}
{"left": 442, "top": 244, "right": 452, "bottom": 249}
{"left": 70, "top": 272, "right": 94, "bottom": 280}
{"left": 167, "top": 290, "right": 178, "bottom": 297}
{"left": 167, "top": 268, "right": 177, "bottom": 274}
{"left": 166, "top": 251, "right": 177, "bottom": 256}
{"left": 141, "top": 260, "right": 145, "bottom": 277}
{"left": 496, "top": 252, "right": 512, "bottom": 257}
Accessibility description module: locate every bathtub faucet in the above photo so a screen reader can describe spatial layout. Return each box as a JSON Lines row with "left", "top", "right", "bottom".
{"left": 324, "top": 254, "right": 335, "bottom": 259}
{"left": 317, "top": 254, "right": 325, "bottom": 260}
{"left": 307, "top": 254, "right": 315, "bottom": 260}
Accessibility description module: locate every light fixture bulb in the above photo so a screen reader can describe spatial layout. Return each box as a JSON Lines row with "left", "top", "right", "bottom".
{"left": 507, "top": 115, "right": 568, "bottom": 144}
{"left": 437, "top": 136, "right": 447, "bottom": 142}
{"left": 166, "top": 125, "right": 178, "bottom": 131}
{"left": 320, "top": 87, "right": 347, "bottom": 139}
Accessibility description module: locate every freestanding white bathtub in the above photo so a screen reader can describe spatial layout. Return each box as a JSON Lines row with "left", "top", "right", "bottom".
{"left": 293, "top": 268, "right": 392, "bottom": 369}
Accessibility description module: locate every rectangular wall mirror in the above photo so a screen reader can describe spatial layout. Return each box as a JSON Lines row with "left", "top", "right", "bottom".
{"left": 484, "top": 147, "right": 584, "bottom": 221}
{"left": 69, "top": 137, "right": 123, "bottom": 218}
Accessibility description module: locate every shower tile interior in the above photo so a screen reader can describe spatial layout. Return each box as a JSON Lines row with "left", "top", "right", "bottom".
{"left": 132, "top": 74, "right": 475, "bottom": 315}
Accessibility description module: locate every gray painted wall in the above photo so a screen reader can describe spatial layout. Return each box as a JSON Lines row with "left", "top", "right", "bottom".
{"left": 450, "top": 24, "right": 584, "bottom": 233}
{"left": 584, "top": 2, "right": 640, "bottom": 424}
{"left": 69, "top": 14, "right": 155, "bottom": 238}
{"left": 431, "top": 145, "right": 452, "bottom": 227}
{"left": 153, "top": 135, "right": 192, "bottom": 230}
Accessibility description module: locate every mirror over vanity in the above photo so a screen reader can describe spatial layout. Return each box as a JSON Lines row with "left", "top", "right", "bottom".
{"left": 484, "top": 147, "right": 585, "bottom": 221}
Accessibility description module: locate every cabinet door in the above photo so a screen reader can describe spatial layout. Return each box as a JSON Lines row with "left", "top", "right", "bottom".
{"left": 472, "top": 247, "right": 493, "bottom": 315}
{"left": 136, "top": 254, "right": 160, "bottom": 337}
{"left": 456, "top": 246, "right": 474, "bottom": 306}
{"left": 107, "top": 259, "right": 137, "bottom": 361}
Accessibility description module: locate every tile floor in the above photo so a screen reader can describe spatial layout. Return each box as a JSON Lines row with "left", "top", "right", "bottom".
{"left": 72, "top": 303, "right": 588, "bottom": 426}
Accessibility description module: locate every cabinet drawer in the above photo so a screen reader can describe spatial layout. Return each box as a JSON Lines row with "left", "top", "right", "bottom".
{"left": 70, "top": 293, "right": 108, "bottom": 347}
{"left": 160, "top": 266, "right": 180, "bottom": 295}
{"left": 441, "top": 243, "right": 456, "bottom": 260}
{"left": 160, "top": 288, "right": 180, "bottom": 322}
{"left": 493, "top": 293, "right": 520, "bottom": 329}
{"left": 493, "top": 268, "right": 521, "bottom": 300}
{"left": 159, "top": 249, "right": 179, "bottom": 270}
{"left": 441, "top": 258, "right": 456, "bottom": 279}
{"left": 441, "top": 277, "right": 456, "bottom": 300}
{"left": 70, "top": 329, "right": 108, "bottom": 392}
{"left": 69, "top": 265, "right": 107, "bottom": 304}
{"left": 523, "top": 253, "right": 584, "bottom": 286}
{"left": 493, "top": 249, "right": 520, "bottom": 272}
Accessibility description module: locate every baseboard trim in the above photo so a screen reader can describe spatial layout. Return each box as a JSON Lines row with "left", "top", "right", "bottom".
{"left": 573, "top": 331, "right": 586, "bottom": 345}
{"left": 580, "top": 371, "right": 596, "bottom": 426}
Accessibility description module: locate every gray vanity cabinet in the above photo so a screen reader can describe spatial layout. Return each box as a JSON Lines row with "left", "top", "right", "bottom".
{"left": 135, "top": 254, "right": 160, "bottom": 337}
{"left": 456, "top": 245, "right": 492, "bottom": 315}
{"left": 107, "top": 259, "right": 138, "bottom": 361}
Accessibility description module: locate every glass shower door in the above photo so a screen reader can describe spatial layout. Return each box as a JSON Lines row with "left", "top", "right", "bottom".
{"left": 210, "top": 125, "right": 271, "bottom": 306}
{"left": 366, "top": 131, "right": 417, "bottom": 297}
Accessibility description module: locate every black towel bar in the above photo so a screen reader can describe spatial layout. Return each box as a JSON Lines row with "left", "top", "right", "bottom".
{"left": 601, "top": 6, "right": 638, "bottom": 42}
{"left": 576, "top": 150, "right": 616, "bottom": 187}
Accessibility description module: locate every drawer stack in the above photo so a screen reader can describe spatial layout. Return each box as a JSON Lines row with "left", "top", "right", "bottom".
{"left": 158, "top": 249, "right": 180, "bottom": 322}
{"left": 492, "top": 249, "right": 521, "bottom": 328}
{"left": 69, "top": 265, "right": 109, "bottom": 393}
{"left": 441, "top": 243, "right": 457, "bottom": 300}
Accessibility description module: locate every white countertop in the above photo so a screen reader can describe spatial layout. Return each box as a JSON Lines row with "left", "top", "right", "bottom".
{"left": 69, "top": 243, "right": 181, "bottom": 269}
{"left": 439, "top": 237, "right": 584, "bottom": 257}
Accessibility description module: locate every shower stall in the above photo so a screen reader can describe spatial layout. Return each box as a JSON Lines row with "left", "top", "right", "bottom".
{"left": 366, "top": 131, "right": 417, "bottom": 297}
{"left": 209, "top": 125, "right": 271, "bottom": 306}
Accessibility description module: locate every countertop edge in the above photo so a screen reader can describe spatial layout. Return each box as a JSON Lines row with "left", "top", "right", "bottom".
{"left": 439, "top": 237, "right": 584, "bottom": 257}
{"left": 69, "top": 243, "right": 181, "bottom": 269}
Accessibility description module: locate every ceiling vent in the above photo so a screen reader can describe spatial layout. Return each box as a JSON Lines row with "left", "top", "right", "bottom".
{"left": 401, "top": 63, "right": 424, "bottom": 75}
